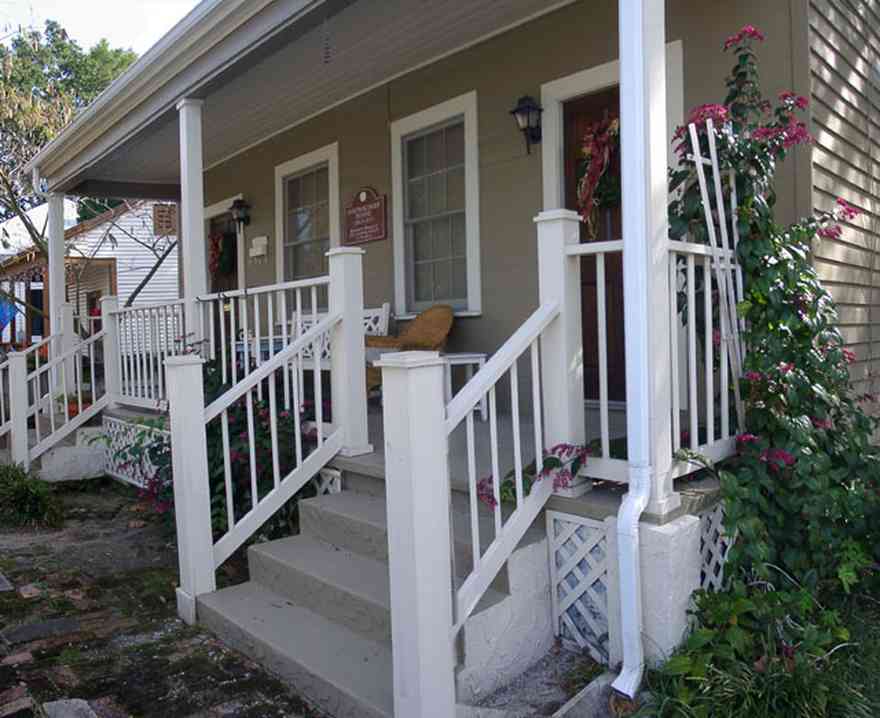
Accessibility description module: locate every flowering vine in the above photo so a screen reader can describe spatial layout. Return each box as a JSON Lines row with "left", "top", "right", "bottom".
{"left": 576, "top": 115, "right": 620, "bottom": 240}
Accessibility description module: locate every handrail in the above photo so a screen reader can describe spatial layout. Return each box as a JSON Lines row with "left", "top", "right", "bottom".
{"left": 445, "top": 302, "right": 559, "bottom": 433}
{"left": 23, "top": 335, "right": 59, "bottom": 356}
{"left": 565, "top": 239, "right": 624, "bottom": 256}
{"left": 667, "top": 240, "right": 736, "bottom": 260}
{"left": 27, "top": 330, "right": 106, "bottom": 380}
{"left": 203, "top": 312, "right": 341, "bottom": 423}
{"left": 110, "top": 298, "right": 186, "bottom": 315}
{"left": 196, "top": 276, "right": 330, "bottom": 303}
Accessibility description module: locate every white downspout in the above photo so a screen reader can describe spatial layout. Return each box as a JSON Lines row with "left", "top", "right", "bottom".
{"left": 613, "top": 0, "right": 670, "bottom": 699}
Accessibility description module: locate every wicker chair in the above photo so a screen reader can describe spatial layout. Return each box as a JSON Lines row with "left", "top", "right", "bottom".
{"left": 365, "top": 304, "right": 454, "bottom": 392}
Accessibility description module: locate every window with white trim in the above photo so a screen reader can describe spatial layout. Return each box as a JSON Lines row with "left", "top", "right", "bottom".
{"left": 283, "top": 164, "right": 330, "bottom": 281}
{"left": 392, "top": 91, "right": 481, "bottom": 316}
{"left": 404, "top": 120, "right": 467, "bottom": 310}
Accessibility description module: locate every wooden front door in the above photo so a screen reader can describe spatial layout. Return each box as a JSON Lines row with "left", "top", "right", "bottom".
{"left": 563, "top": 86, "right": 626, "bottom": 401}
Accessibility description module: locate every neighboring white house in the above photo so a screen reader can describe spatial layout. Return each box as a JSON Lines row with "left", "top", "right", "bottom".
{"left": 0, "top": 201, "right": 179, "bottom": 345}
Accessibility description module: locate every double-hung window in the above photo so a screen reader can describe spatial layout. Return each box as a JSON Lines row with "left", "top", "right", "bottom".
{"left": 392, "top": 92, "right": 481, "bottom": 316}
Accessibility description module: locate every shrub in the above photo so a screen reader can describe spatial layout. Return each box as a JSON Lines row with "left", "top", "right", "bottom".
{"left": 0, "top": 463, "right": 64, "bottom": 529}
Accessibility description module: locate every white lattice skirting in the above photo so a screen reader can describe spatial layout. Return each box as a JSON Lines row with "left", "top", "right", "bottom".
{"left": 699, "top": 502, "right": 733, "bottom": 592}
{"left": 547, "top": 511, "right": 611, "bottom": 664}
{"left": 102, "top": 416, "right": 171, "bottom": 488}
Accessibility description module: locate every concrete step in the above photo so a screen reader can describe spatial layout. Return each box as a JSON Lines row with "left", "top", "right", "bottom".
{"left": 299, "top": 491, "right": 512, "bottom": 595}
{"left": 198, "top": 582, "right": 395, "bottom": 718}
{"left": 198, "top": 583, "right": 528, "bottom": 718}
{"left": 248, "top": 534, "right": 507, "bottom": 644}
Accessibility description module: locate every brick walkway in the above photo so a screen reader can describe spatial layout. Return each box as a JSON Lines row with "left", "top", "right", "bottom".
{"left": 0, "top": 479, "right": 321, "bottom": 718}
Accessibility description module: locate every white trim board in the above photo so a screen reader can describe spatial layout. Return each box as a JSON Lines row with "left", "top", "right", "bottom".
{"left": 540, "top": 40, "right": 684, "bottom": 210}
{"left": 390, "top": 90, "right": 482, "bottom": 317}
{"left": 273, "top": 142, "right": 341, "bottom": 283}
{"left": 204, "top": 193, "right": 246, "bottom": 291}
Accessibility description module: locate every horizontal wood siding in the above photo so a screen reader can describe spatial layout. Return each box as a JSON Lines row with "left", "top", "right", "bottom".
{"left": 67, "top": 202, "right": 179, "bottom": 313}
{"left": 810, "top": 0, "right": 880, "bottom": 395}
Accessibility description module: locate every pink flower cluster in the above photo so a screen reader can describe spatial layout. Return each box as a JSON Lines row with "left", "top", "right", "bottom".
{"left": 779, "top": 91, "right": 809, "bottom": 111}
{"left": 836, "top": 197, "right": 861, "bottom": 221}
{"left": 779, "top": 362, "right": 795, "bottom": 375}
{"left": 736, "top": 433, "right": 759, "bottom": 445}
{"left": 752, "top": 117, "right": 813, "bottom": 149}
{"left": 760, "top": 447, "right": 797, "bottom": 471}
{"left": 723, "top": 24, "right": 766, "bottom": 51}
{"left": 745, "top": 370, "right": 764, "bottom": 382}
{"left": 811, "top": 417, "right": 833, "bottom": 430}
{"left": 818, "top": 224, "right": 842, "bottom": 240}
{"left": 477, "top": 477, "right": 497, "bottom": 510}
{"left": 843, "top": 348, "right": 857, "bottom": 364}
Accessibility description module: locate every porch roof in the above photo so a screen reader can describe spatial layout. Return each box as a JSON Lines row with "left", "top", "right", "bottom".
{"left": 27, "top": 0, "right": 576, "bottom": 199}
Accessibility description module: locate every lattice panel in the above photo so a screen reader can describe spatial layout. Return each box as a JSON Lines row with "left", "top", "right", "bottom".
{"left": 103, "top": 416, "right": 170, "bottom": 488}
{"left": 312, "top": 468, "right": 342, "bottom": 495}
{"left": 547, "top": 511, "right": 610, "bottom": 664}
{"left": 700, "top": 503, "right": 733, "bottom": 592}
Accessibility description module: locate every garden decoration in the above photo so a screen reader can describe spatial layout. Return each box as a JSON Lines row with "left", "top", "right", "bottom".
{"left": 575, "top": 113, "right": 620, "bottom": 241}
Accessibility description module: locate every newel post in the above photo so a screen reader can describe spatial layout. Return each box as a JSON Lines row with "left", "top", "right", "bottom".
{"left": 101, "top": 296, "right": 121, "bottom": 401}
{"left": 536, "top": 210, "right": 587, "bottom": 495}
{"left": 166, "top": 354, "right": 215, "bottom": 624}
{"left": 8, "top": 352, "right": 29, "bottom": 469}
{"left": 376, "top": 351, "right": 457, "bottom": 717}
{"left": 328, "top": 247, "right": 372, "bottom": 456}
{"left": 60, "top": 302, "right": 76, "bottom": 383}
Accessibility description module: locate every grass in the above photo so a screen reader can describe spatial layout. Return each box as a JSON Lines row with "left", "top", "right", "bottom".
{"left": 834, "top": 592, "right": 880, "bottom": 709}
{"left": 0, "top": 463, "right": 64, "bottom": 529}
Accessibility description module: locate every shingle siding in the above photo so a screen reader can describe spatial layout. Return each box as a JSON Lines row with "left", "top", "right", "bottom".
{"left": 809, "top": 0, "right": 880, "bottom": 392}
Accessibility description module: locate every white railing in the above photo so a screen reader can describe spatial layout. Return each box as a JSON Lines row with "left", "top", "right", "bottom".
{"left": 111, "top": 299, "right": 187, "bottom": 408}
{"left": 9, "top": 328, "right": 110, "bottom": 465}
{"left": 167, "top": 248, "right": 370, "bottom": 625}
{"left": 667, "top": 241, "right": 743, "bottom": 471}
{"left": 445, "top": 301, "right": 559, "bottom": 632}
{"left": 195, "top": 278, "right": 329, "bottom": 395}
{"left": 565, "top": 239, "right": 631, "bottom": 484}
{"left": 0, "top": 334, "right": 62, "bottom": 443}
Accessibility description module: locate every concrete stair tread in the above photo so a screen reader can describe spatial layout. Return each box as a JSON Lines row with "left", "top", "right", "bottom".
{"left": 250, "top": 533, "right": 508, "bottom": 619}
{"left": 199, "top": 581, "right": 395, "bottom": 718}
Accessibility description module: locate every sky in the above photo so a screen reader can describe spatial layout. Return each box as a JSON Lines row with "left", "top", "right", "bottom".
{"left": 0, "top": 0, "right": 202, "bottom": 54}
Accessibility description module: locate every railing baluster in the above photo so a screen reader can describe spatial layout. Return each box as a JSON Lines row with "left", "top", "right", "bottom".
{"left": 241, "top": 295, "right": 251, "bottom": 379}
{"left": 466, "top": 412, "right": 480, "bottom": 570}
{"left": 704, "top": 256, "right": 714, "bottom": 445}
{"left": 530, "top": 339, "right": 544, "bottom": 478}
{"left": 687, "top": 254, "right": 698, "bottom": 450}
{"left": 219, "top": 298, "right": 228, "bottom": 385}
{"left": 596, "top": 253, "right": 610, "bottom": 458}
{"left": 221, "top": 410, "right": 235, "bottom": 530}
{"left": 209, "top": 300, "right": 217, "bottom": 361}
{"left": 296, "top": 289, "right": 304, "bottom": 408}
{"left": 246, "top": 388, "right": 258, "bottom": 509}
{"left": 292, "top": 357, "right": 303, "bottom": 466}
{"left": 269, "top": 366, "right": 280, "bottom": 489}
{"left": 254, "top": 293, "right": 263, "bottom": 402}
{"left": 313, "top": 328, "right": 323, "bottom": 447}
{"left": 76, "top": 346, "right": 83, "bottom": 414}
{"left": 510, "top": 362, "right": 523, "bottom": 506}
{"left": 670, "top": 255, "right": 681, "bottom": 453}
{"left": 230, "top": 296, "right": 238, "bottom": 383}
{"left": 280, "top": 291, "right": 290, "bottom": 411}
{"left": 488, "top": 386, "right": 502, "bottom": 535}
{"left": 89, "top": 337, "right": 96, "bottom": 406}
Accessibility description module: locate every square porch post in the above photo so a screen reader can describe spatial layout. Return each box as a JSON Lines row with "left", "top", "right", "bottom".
{"left": 46, "top": 193, "right": 66, "bottom": 338}
{"left": 619, "top": 0, "right": 678, "bottom": 517}
{"left": 177, "top": 98, "right": 208, "bottom": 350}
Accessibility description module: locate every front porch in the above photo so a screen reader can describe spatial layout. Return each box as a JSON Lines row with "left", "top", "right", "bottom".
{"left": 14, "top": 0, "right": 758, "bottom": 714}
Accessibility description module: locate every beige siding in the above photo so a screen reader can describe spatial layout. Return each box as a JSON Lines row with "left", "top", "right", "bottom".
{"left": 810, "top": 0, "right": 880, "bottom": 392}
{"left": 205, "top": 0, "right": 801, "bottom": 382}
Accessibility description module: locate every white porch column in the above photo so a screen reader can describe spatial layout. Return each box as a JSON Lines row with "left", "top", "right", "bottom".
{"left": 328, "top": 247, "right": 372, "bottom": 456}
{"left": 535, "top": 210, "right": 586, "bottom": 494}
{"left": 620, "top": 0, "right": 678, "bottom": 516}
{"left": 46, "top": 193, "right": 66, "bottom": 337}
{"left": 177, "top": 99, "right": 208, "bottom": 349}
{"left": 377, "top": 351, "right": 457, "bottom": 718}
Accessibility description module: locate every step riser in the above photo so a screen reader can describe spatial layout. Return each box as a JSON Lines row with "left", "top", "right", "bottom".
{"left": 199, "top": 593, "right": 391, "bottom": 718}
{"left": 249, "top": 545, "right": 392, "bottom": 643}
{"left": 299, "top": 500, "right": 510, "bottom": 594}
{"left": 342, "top": 471, "right": 386, "bottom": 498}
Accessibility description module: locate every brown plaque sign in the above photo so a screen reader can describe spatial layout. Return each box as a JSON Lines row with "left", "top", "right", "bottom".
{"left": 345, "top": 187, "right": 387, "bottom": 245}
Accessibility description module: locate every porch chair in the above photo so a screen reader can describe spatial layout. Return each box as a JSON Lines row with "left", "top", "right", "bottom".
{"left": 365, "top": 304, "right": 454, "bottom": 393}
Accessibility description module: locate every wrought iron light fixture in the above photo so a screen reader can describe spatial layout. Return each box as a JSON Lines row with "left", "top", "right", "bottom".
{"left": 229, "top": 198, "right": 251, "bottom": 230}
{"left": 510, "top": 95, "right": 543, "bottom": 154}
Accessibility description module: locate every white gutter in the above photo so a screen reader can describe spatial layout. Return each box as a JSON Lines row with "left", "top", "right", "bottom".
{"left": 611, "top": 465, "right": 651, "bottom": 698}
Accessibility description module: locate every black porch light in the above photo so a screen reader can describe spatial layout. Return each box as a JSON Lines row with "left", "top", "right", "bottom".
{"left": 230, "top": 198, "right": 251, "bottom": 230}
{"left": 510, "top": 95, "right": 543, "bottom": 154}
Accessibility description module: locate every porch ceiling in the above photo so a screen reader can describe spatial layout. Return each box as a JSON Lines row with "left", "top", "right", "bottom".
{"left": 37, "top": 0, "right": 575, "bottom": 198}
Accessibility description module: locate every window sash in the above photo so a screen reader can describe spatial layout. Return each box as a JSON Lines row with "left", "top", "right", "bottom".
{"left": 283, "top": 165, "right": 330, "bottom": 281}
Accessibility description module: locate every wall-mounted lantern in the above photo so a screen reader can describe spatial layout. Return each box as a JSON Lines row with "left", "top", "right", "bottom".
{"left": 510, "top": 95, "right": 543, "bottom": 154}
{"left": 229, "top": 198, "right": 251, "bottom": 231}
